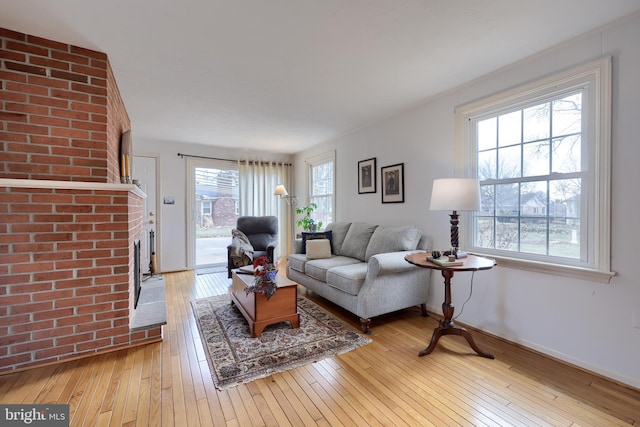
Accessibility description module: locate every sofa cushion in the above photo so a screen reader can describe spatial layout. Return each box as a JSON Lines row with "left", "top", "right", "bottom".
{"left": 323, "top": 222, "right": 351, "bottom": 255}
{"left": 304, "top": 256, "right": 361, "bottom": 282}
{"left": 364, "top": 225, "right": 423, "bottom": 261}
{"left": 326, "top": 263, "right": 368, "bottom": 296}
{"left": 340, "top": 222, "right": 378, "bottom": 261}
{"left": 306, "top": 239, "right": 332, "bottom": 259}
{"left": 301, "top": 231, "right": 332, "bottom": 254}
{"left": 287, "top": 253, "right": 307, "bottom": 273}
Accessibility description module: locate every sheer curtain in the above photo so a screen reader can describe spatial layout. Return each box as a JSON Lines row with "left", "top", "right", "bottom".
{"left": 238, "top": 160, "right": 292, "bottom": 261}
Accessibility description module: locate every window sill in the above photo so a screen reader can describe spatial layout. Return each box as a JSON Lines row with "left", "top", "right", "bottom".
{"left": 469, "top": 252, "right": 616, "bottom": 284}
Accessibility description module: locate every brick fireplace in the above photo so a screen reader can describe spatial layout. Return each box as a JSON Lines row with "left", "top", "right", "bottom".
{"left": 0, "top": 28, "right": 162, "bottom": 373}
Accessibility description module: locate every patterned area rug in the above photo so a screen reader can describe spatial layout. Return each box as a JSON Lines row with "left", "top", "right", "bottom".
{"left": 191, "top": 294, "right": 372, "bottom": 389}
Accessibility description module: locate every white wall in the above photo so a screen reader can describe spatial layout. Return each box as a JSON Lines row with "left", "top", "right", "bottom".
{"left": 294, "top": 14, "right": 640, "bottom": 389}
{"left": 133, "top": 139, "right": 292, "bottom": 272}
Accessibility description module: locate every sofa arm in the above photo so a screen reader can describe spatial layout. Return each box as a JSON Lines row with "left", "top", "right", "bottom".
{"left": 367, "top": 251, "right": 425, "bottom": 277}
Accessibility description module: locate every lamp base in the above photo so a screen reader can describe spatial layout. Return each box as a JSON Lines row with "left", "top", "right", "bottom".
{"left": 455, "top": 249, "right": 469, "bottom": 259}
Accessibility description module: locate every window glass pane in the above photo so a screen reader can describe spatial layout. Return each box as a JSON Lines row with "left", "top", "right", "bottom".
{"left": 478, "top": 117, "right": 497, "bottom": 150}
{"left": 496, "top": 183, "right": 518, "bottom": 217}
{"left": 312, "top": 161, "right": 333, "bottom": 196}
{"left": 523, "top": 102, "right": 550, "bottom": 142}
{"left": 480, "top": 184, "right": 495, "bottom": 215}
{"left": 552, "top": 135, "right": 581, "bottom": 173}
{"left": 496, "top": 218, "right": 518, "bottom": 251}
{"left": 478, "top": 150, "right": 496, "bottom": 180}
{"left": 549, "top": 179, "right": 581, "bottom": 258}
{"left": 520, "top": 181, "right": 547, "bottom": 217}
{"left": 552, "top": 93, "right": 582, "bottom": 137}
{"left": 521, "top": 218, "right": 548, "bottom": 255}
{"left": 498, "top": 110, "right": 521, "bottom": 147}
{"left": 311, "top": 195, "right": 332, "bottom": 227}
{"left": 476, "top": 217, "right": 495, "bottom": 249}
{"left": 308, "top": 153, "right": 335, "bottom": 227}
{"left": 520, "top": 180, "right": 548, "bottom": 254}
{"left": 523, "top": 141, "right": 550, "bottom": 177}
{"left": 497, "top": 145, "right": 521, "bottom": 179}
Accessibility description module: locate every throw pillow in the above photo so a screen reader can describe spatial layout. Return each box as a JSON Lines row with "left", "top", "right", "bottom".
{"left": 301, "top": 231, "right": 333, "bottom": 254}
{"left": 305, "top": 239, "right": 332, "bottom": 260}
{"left": 364, "top": 225, "right": 422, "bottom": 261}
{"left": 323, "top": 222, "right": 351, "bottom": 255}
{"left": 340, "top": 222, "right": 378, "bottom": 261}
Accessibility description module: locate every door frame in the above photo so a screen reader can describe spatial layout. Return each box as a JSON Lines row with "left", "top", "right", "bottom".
{"left": 133, "top": 152, "right": 162, "bottom": 273}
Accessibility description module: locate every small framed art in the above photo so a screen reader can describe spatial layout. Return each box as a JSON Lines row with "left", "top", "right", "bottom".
{"left": 358, "top": 158, "right": 376, "bottom": 194}
{"left": 381, "top": 163, "right": 404, "bottom": 203}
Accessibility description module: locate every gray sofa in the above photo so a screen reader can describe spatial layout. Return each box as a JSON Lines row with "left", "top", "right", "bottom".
{"left": 286, "top": 222, "right": 432, "bottom": 334}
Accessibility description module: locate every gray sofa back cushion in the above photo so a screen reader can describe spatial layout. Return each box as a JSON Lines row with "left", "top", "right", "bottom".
{"left": 340, "top": 222, "right": 378, "bottom": 261}
{"left": 364, "top": 225, "right": 422, "bottom": 261}
{"left": 324, "top": 222, "right": 352, "bottom": 255}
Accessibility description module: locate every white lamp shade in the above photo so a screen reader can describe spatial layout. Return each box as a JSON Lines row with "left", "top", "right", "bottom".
{"left": 429, "top": 178, "right": 480, "bottom": 211}
{"left": 274, "top": 184, "right": 288, "bottom": 196}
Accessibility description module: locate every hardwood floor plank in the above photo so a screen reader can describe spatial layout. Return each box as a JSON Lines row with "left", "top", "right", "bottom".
{"left": 1, "top": 269, "right": 638, "bottom": 427}
{"left": 148, "top": 344, "right": 163, "bottom": 427}
{"left": 99, "top": 350, "right": 128, "bottom": 413}
{"left": 252, "top": 380, "right": 293, "bottom": 427}
{"left": 122, "top": 347, "right": 146, "bottom": 425}
{"left": 197, "top": 360, "right": 227, "bottom": 427}
{"left": 8, "top": 363, "right": 56, "bottom": 404}
{"left": 109, "top": 363, "right": 133, "bottom": 427}
{"left": 169, "top": 354, "right": 188, "bottom": 426}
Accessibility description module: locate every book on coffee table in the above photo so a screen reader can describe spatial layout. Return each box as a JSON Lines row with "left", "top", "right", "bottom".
{"left": 427, "top": 257, "right": 464, "bottom": 267}
{"left": 236, "top": 265, "right": 256, "bottom": 274}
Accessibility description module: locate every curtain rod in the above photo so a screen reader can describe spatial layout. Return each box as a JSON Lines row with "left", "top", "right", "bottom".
{"left": 177, "top": 152, "right": 292, "bottom": 166}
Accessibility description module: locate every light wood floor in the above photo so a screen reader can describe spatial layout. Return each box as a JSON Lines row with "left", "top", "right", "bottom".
{"left": 1, "top": 269, "right": 638, "bottom": 426}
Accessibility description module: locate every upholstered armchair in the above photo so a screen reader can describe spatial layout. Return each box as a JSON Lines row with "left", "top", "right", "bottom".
{"left": 227, "top": 216, "right": 278, "bottom": 278}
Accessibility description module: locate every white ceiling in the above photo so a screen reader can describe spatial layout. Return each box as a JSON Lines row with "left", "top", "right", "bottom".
{"left": 2, "top": 1, "right": 639, "bottom": 154}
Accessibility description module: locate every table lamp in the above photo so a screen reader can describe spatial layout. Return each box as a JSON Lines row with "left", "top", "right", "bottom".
{"left": 429, "top": 178, "right": 480, "bottom": 258}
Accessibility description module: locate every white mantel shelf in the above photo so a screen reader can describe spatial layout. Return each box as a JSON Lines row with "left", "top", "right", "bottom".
{"left": 0, "top": 178, "right": 147, "bottom": 198}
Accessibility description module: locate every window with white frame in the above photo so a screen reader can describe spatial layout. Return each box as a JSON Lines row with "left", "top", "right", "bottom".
{"left": 456, "top": 57, "right": 613, "bottom": 281}
{"left": 201, "top": 200, "right": 211, "bottom": 216}
{"left": 307, "top": 151, "right": 335, "bottom": 228}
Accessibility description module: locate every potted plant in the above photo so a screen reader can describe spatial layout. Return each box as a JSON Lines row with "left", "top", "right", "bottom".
{"left": 245, "top": 256, "right": 278, "bottom": 300}
{"left": 295, "top": 203, "right": 323, "bottom": 232}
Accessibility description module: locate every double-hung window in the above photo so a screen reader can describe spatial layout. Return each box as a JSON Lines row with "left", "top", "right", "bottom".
{"left": 456, "top": 57, "right": 613, "bottom": 282}
{"left": 307, "top": 151, "right": 335, "bottom": 228}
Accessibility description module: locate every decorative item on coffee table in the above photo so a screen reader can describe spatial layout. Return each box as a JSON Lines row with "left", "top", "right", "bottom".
{"left": 244, "top": 256, "right": 278, "bottom": 300}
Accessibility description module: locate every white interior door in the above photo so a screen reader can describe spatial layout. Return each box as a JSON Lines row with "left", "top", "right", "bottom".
{"left": 133, "top": 155, "right": 159, "bottom": 274}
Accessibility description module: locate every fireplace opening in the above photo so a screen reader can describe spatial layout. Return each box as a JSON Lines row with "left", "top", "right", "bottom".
{"left": 134, "top": 239, "right": 141, "bottom": 308}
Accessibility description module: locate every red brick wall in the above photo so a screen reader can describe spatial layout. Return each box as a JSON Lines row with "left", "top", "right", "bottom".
{"left": 0, "top": 27, "right": 129, "bottom": 183}
{"left": 107, "top": 62, "right": 129, "bottom": 184}
{"left": 0, "top": 187, "right": 158, "bottom": 371}
{"left": 0, "top": 28, "right": 155, "bottom": 373}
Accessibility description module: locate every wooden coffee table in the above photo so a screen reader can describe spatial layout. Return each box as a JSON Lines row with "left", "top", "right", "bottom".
{"left": 230, "top": 271, "right": 300, "bottom": 338}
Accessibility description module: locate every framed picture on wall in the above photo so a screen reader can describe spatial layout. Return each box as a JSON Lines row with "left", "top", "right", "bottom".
{"left": 358, "top": 158, "right": 376, "bottom": 194}
{"left": 381, "top": 163, "right": 404, "bottom": 203}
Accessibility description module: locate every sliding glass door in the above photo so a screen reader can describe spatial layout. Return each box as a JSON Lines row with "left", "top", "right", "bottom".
{"left": 187, "top": 158, "right": 239, "bottom": 269}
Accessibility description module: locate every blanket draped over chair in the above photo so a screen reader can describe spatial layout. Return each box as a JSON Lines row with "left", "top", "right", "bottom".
{"left": 230, "top": 229, "right": 253, "bottom": 268}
